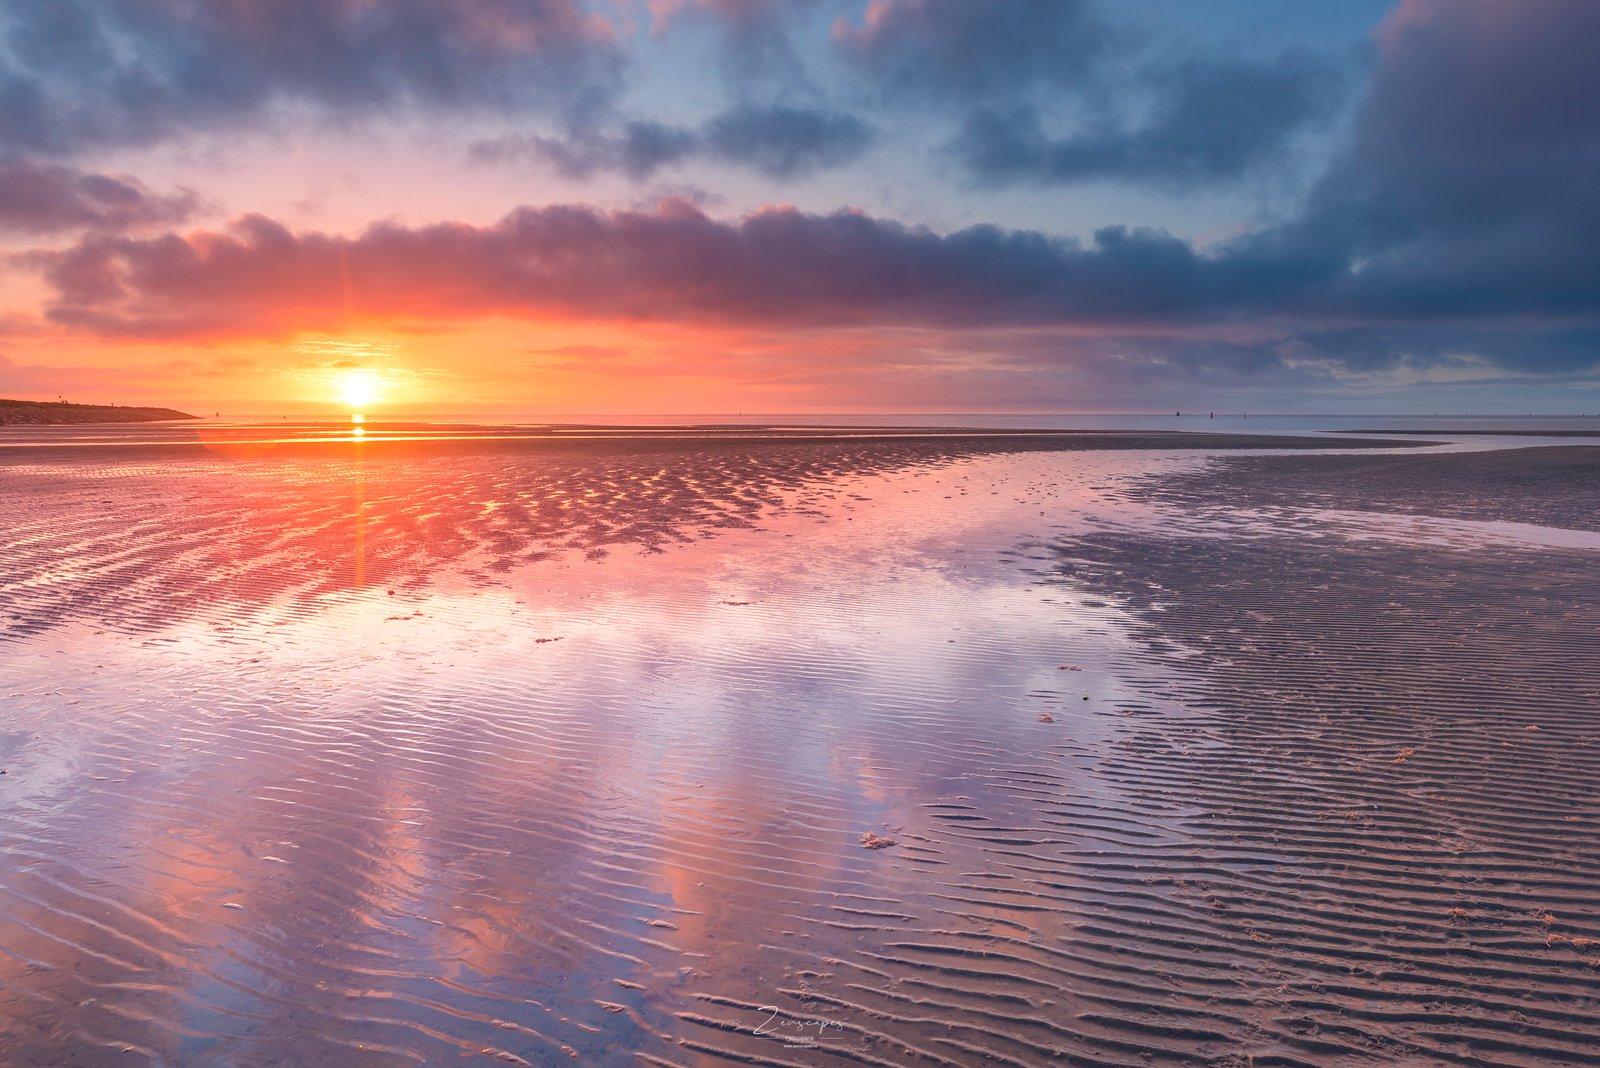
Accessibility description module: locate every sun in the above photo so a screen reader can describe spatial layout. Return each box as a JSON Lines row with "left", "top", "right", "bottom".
{"left": 335, "top": 368, "right": 384, "bottom": 410}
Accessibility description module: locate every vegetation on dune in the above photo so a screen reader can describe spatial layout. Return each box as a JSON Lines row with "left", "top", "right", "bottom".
{"left": 0, "top": 398, "right": 196, "bottom": 425}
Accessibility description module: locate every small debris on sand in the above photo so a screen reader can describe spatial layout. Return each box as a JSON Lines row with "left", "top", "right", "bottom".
{"left": 720, "top": 600, "right": 753, "bottom": 606}
{"left": 534, "top": 636, "right": 563, "bottom": 644}
{"left": 1394, "top": 746, "right": 1416, "bottom": 763}
{"left": 1058, "top": 665, "right": 1082, "bottom": 671}
{"left": 859, "top": 832, "right": 896, "bottom": 850}
{"left": 1038, "top": 714, "right": 1055, "bottom": 723}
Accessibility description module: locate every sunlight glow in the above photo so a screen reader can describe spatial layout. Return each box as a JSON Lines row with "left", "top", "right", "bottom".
{"left": 336, "top": 368, "right": 384, "bottom": 409}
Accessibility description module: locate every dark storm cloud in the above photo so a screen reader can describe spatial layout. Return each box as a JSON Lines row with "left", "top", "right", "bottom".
{"left": 0, "top": 159, "right": 200, "bottom": 233}
{"left": 1308, "top": 0, "right": 1600, "bottom": 247}
{"left": 0, "top": 0, "right": 623, "bottom": 154}
{"left": 1278, "top": 0, "right": 1600, "bottom": 321}
{"left": 1089, "top": 0, "right": 1600, "bottom": 379}
{"left": 952, "top": 52, "right": 1342, "bottom": 188}
{"left": 471, "top": 105, "right": 876, "bottom": 181}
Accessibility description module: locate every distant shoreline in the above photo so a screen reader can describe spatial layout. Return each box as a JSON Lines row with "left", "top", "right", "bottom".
{"left": 0, "top": 398, "right": 197, "bottom": 425}
{"left": 1341, "top": 428, "right": 1600, "bottom": 436}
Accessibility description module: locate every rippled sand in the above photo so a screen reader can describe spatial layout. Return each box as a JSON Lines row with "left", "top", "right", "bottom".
{"left": 1, "top": 427, "right": 1596, "bottom": 1066}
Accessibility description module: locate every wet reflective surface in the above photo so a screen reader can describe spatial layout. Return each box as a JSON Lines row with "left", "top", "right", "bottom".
{"left": 2, "top": 429, "right": 1597, "bottom": 1066}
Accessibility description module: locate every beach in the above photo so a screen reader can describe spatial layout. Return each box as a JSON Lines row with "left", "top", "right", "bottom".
{"left": 1, "top": 426, "right": 1596, "bottom": 1066}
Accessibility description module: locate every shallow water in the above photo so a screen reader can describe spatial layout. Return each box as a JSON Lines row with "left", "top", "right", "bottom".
{"left": 2, "top": 431, "right": 1596, "bottom": 1066}
{"left": 0, "top": 437, "right": 1179, "bottom": 1066}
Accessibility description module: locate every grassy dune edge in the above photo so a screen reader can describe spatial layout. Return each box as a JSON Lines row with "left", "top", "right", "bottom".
{"left": 0, "top": 398, "right": 197, "bottom": 425}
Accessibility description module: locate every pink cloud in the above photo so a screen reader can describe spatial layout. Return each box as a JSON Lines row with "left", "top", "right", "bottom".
{"left": 0, "top": 162, "right": 200, "bottom": 235}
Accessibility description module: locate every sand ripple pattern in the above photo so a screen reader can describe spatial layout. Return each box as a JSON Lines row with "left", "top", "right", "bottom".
{"left": 1, "top": 436, "right": 1595, "bottom": 1067}
{"left": 0, "top": 429, "right": 1391, "bottom": 646}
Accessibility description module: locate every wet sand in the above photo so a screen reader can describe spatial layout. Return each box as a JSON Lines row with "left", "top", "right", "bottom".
{"left": 1136, "top": 445, "right": 1600, "bottom": 533}
{"left": 1045, "top": 447, "right": 1600, "bottom": 1064}
{"left": 0, "top": 428, "right": 1422, "bottom": 643}
{"left": 1, "top": 431, "right": 1595, "bottom": 1066}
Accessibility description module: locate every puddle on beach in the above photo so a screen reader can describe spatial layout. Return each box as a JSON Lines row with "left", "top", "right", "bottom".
{"left": 2, "top": 432, "right": 1596, "bottom": 1066}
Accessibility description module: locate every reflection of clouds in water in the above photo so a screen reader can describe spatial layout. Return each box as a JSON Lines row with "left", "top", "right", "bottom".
{"left": 0, "top": 448, "right": 1165, "bottom": 1064}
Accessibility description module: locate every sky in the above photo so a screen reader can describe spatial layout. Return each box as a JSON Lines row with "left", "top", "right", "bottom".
{"left": 1, "top": 0, "right": 1597, "bottom": 417}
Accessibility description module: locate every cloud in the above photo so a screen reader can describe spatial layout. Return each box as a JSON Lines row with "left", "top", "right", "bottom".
{"left": 1279, "top": 0, "right": 1600, "bottom": 320}
{"left": 19, "top": 194, "right": 1586, "bottom": 354}
{"left": 648, "top": 0, "right": 818, "bottom": 92}
{"left": 0, "top": 0, "right": 623, "bottom": 154}
{"left": 703, "top": 105, "right": 875, "bottom": 178}
{"left": 474, "top": 122, "right": 700, "bottom": 182}
{"left": 14, "top": 0, "right": 1600, "bottom": 398}
{"left": 951, "top": 52, "right": 1342, "bottom": 188}
{"left": 29, "top": 166, "right": 1600, "bottom": 385}
{"left": 0, "top": 160, "right": 200, "bottom": 234}
{"left": 832, "top": 0, "right": 1119, "bottom": 102}
{"left": 0, "top": 0, "right": 1337, "bottom": 195}
{"left": 1286, "top": 326, "right": 1600, "bottom": 377}
{"left": 472, "top": 104, "right": 876, "bottom": 181}
{"left": 27, "top": 203, "right": 1256, "bottom": 340}
{"left": 831, "top": 0, "right": 1341, "bottom": 190}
